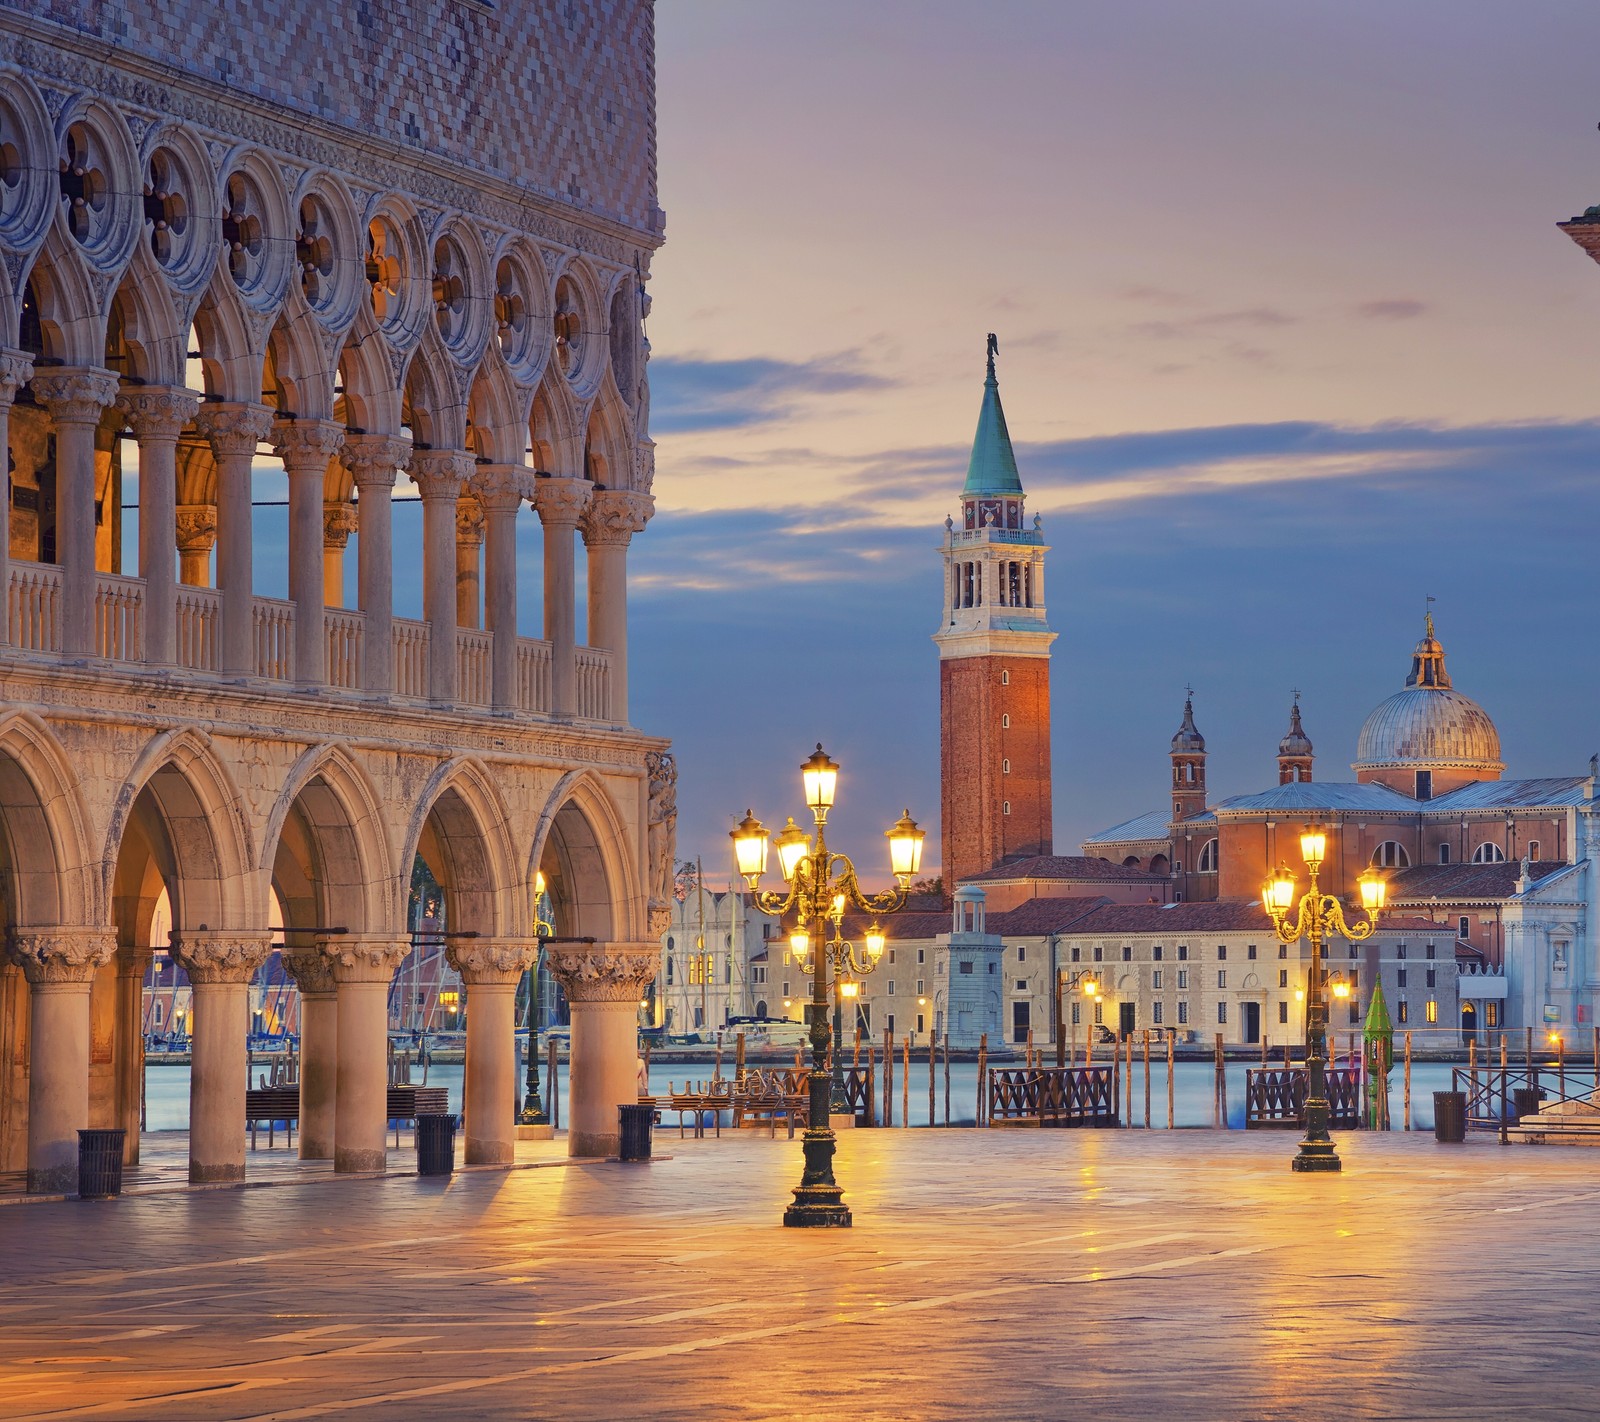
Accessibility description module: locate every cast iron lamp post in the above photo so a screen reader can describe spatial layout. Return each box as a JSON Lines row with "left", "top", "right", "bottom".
{"left": 732, "top": 744, "right": 924, "bottom": 1227}
{"left": 519, "top": 870, "right": 556, "bottom": 1125}
{"left": 1263, "top": 827, "right": 1387, "bottom": 1173}
{"left": 1053, "top": 968, "right": 1102, "bottom": 1068}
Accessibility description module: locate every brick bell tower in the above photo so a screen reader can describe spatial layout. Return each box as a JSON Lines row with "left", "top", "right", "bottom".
{"left": 934, "top": 335, "right": 1056, "bottom": 886}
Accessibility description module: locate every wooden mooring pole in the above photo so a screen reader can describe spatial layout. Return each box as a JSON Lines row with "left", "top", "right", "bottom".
{"left": 977, "top": 1032, "right": 988, "bottom": 1126}
{"left": 1142, "top": 1030, "right": 1151, "bottom": 1129}
{"left": 1166, "top": 1030, "right": 1175, "bottom": 1129}
{"left": 942, "top": 1032, "right": 950, "bottom": 1127}
{"left": 1124, "top": 1033, "right": 1133, "bottom": 1128}
{"left": 1213, "top": 1033, "right": 1226, "bottom": 1128}
{"left": 928, "top": 1037, "right": 935, "bottom": 1129}
{"left": 902, "top": 1033, "right": 909, "bottom": 1128}
{"left": 1404, "top": 1030, "right": 1412, "bottom": 1132}
{"left": 883, "top": 1027, "right": 894, "bottom": 1128}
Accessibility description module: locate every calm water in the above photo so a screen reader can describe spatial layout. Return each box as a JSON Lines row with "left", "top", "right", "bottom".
{"left": 139, "top": 1055, "right": 1551, "bottom": 1133}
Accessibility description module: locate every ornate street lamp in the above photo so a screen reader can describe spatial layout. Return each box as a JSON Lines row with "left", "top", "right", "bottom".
{"left": 732, "top": 744, "right": 924, "bottom": 1227}
{"left": 1262, "top": 826, "right": 1387, "bottom": 1173}
{"left": 519, "top": 870, "right": 556, "bottom": 1126}
{"left": 1053, "top": 968, "right": 1102, "bottom": 1068}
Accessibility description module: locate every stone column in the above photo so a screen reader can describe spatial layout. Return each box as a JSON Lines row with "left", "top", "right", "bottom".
{"left": 475, "top": 465, "right": 529, "bottom": 712}
{"left": 117, "top": 387, "right": 200, "bottom": 666}
{"left": 193, "top": 403, "right": 273, "bottom": 677}
{"left": 0, "top": 351, "right": 35, "bottom": 647}
{"left": 545, "top": 941, "right": 657, "bottom": 1157}
{"left": 281, "top": 947, "right": 338, "bottom": 1160}
{"left": 408, "top": 450, "right": 473, "bottom": 703}
{"left": 447, "top": 939, "right": 537, "bottom": 1165}
{"left": 9, "top": 930, "right": 117, "bottom": 1193}
{"left": 533, "top": 477, "right": 592, "bottom": 718}
{"left": 342, "top": 435, "right": 408, "bottom": 695}
{"left": 30, "top": 368, "right": 120, "bottom": 657}
{"left": 322, "top": 938, "right": 407, "bottom": 1173}
{"left": 273, "top": 419, "right": 345, "bottom": 689}
{"left": 580, "top": 490, "right": 653, "bottom": 725}
{"left": 455, "top": 493, "right": 484, "bottom": 630}
{"left": 322, "top": 501, "right": 358, "bottom": 609}
{"left": 114, "top": 946, "right": 152, "bottom": 1163}
{"left": 171, "top": 932, "right": 272, "bottom": 1184}
{"left": 175, "top": 506, "right": 217, "bottom": 587}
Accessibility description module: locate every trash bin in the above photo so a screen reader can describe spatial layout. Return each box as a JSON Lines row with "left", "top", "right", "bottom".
{"left": 415, "top": 1113, "right": 456, "bottom": 1176}
{"left": 77, "top": 1128, "right": 127, "bottom": 1199}
{"left": 618, "top": 1102, "right": 654, "bottom": 1161}
{"left": 1433, "top": 1090, "right": 1467, "bottom": 1143}
{"left": 1512, "top": 1087, "right": 1544, "bottom": 1121}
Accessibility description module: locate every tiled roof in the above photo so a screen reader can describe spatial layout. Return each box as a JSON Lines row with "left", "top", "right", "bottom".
{"left": 1081, "top": 810, "right": 1170, "bottom": 845}
{"left": 1214, "top": 782, "right": 1417, "bottom": 814}
{"left": 1428, "top": 777, "right": 1593, "bottom": 811}
{"left": 986, "top": 898, "right": 1111, "bottom": 936}
{"left": 1061, "top": 900, "right": 1278, "bottom": 936}
{"left": 1386, "top": 861, "right": 1569, "bottom": 901}
{"left": 963, "top": 855, "right": 1167, "bottom": 884}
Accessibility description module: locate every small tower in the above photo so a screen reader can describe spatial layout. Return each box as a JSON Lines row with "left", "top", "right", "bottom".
{"left": 1170, "top": 693, "right": 1207, "bottom": 823}
{"left": 934, "top": 336, "right": 1056, "bottom": 886}
{"left": 1277, "top": 694, "right": 1314, "bottom": 784}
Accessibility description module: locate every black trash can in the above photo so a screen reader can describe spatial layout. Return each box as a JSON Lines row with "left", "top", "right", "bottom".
{"left": 77, "top": 1128, "right": 127, "bottom": 1199}
{"left": 1433, "top": 1090, "right": 1467, "bottom": 1143}
{"left": 618, "top": 1103, "right": 654, "bottom": 1161}
{"left": 1512, "top": 1087, "right": 1544, "bottom": 1121}
{"left": 415, "top": 1113, "right": 456, "bottom": 1176}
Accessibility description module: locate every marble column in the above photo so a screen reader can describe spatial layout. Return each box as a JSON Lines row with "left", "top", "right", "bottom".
{"left": 114, "top": 946, "right": 152, "bottom": 1164}
{"left": 322, "top": 501, "right": 358, "bottom": 609}
{"left": 281, "top": 947, "right": 338, "bottom": 1160}
{"left": 193, "top": 403, "right": 274, "bottom": 677}
{"left": 545, "top": 941, "right": 657, "bottom": 1158}
{"left": 341, "top": 435, "right": 409, "bottom": 696}
{"left": 175, "top": 506, "right": 217, "bottom": 587}
{"left": 272, "top": 419, "right": 345, "bottom": 689}
{"left": 0, "top": 351, "right": 35, "bottom": 647}
{"left": 30, "top": 368, "right": 120, "bottom": 657}
{"left": 474, "top": 465, "right": 530, "bottom": 713}
{"left": 117, "top": 387, "right": 200, "bottom": 667}
{"left": 9, "top": 930, "right": 117, "bottom": 1193}
{"left": 455, "top": 492, "right": 484, "bottom": 630}
{"left": 171, "top": 932, "right": 272, "bottom": 1184}
{"left": 322, "top": 938, "right": 407, "bottom": 1173}
{"left": 533, "top": 476, "right": 592, "bottom": 718}
{"left": 580, "top": 489, "right": 653, "bottom": 725}
{"left": 447, "top": 939, "right": 537, "bottom": 1165}
{"left": 408, "top": 450, "right": 473, "bottom": 704}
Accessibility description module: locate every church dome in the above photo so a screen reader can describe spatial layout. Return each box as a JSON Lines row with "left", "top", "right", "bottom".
{"left": 1352, "top": 617, "right": 1502, "bottom": 773}
{"left": 1278, "top": 698, "right": 1313, "bottom": 757}
{"left": 1171, "top": 696, "right": 1205, "bottom": 753}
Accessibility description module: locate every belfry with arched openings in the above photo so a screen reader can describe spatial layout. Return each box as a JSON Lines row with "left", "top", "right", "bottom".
{"left": 0, "top": 2, "right": 671, "bottom": 1190}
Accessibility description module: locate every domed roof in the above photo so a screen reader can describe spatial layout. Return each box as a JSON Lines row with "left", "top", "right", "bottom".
{"left": 1352, "top": 617, "right": 1502, "bottom": 772}
{"left": 1171, "top": 696, "right": 1205, "bottom": 753}
{"left": 1278, "top": 697, "right": 1313, "bottom": 758}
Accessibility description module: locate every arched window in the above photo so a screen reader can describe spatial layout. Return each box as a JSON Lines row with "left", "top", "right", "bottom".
{"left": 1471, "top": 842, "right": 1506, "bottom": 864}
{"left": 1196, "top": 839, "right": 1218, "bottom": 874}
{"left": 1150, "top": 854, "right": 1169, "bottom": 875}
{"left": 1372, "top": 841, "right": 1410, "bottom": 869}
{"left": 1122, "top": 855, "right": 1142, "bottom": 868}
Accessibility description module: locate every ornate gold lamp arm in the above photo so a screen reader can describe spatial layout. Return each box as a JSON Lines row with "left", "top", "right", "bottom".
{"left": 1322, "top": 895, "right": 1377, "bottom": 942}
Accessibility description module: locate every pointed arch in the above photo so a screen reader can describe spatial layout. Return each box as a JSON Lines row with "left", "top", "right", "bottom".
{"left": 467, "top": 343, "right": 532, "bottom": 465}
{"left": 584, "top": 369, "right": 634, "bottom": 490}
{"left": 20, "top": 230, "right": 106, "bottom": 364}
{"left": 529, "top": 769, "right": 642, "bottom": 943}
{"left": 336, "top": 308, "right": 404, "bottom": 437}
{"left": 530, "top": 368, "right": 583, "bottom": 476}
{"left": 265, "top": 303, "right": 337, "bottom": 419}
{"left": 191, "top": 276, "right": 266, "bottom": 403}
{"left": 402, "top": 337, "right": 467, "bottom": 452}
{"left": 108, "top": 248, "right": 189, "bottom": 386}
{"left": 401, "top": 756, "right": 520, "bottom": 938}
{"left": 0, "top": 711, "right": 97, "bottom": 928}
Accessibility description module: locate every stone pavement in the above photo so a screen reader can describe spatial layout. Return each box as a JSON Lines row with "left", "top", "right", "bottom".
{"left": 0, "top": 1128, "right": 1596, "bottom": 1421}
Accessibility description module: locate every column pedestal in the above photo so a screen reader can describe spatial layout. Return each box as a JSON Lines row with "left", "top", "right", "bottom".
{"left": 172, "top": 934, "right": 272, "bottom": 1184}
{"left": 448, "top": 940, "right": 537, "bottom": 1165}
{"left": 282, "top": 949, "right": 338, "bottom": 1160}
{"left": 323, "top": 939, "right": 407, "bottom": 1173}
{"left": 545, "top": 942, "right": 657, "bottom": 1158}
{"left": 9, "top": 931, "right": 117, "bottom": 1194}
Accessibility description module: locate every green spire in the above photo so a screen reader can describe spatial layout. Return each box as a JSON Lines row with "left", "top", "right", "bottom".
{"left": 1363, "top": 978, "right": 1394, "bottom": 1072}
{"left": 962, "top": 332, "right": 1024, "bottom": 498}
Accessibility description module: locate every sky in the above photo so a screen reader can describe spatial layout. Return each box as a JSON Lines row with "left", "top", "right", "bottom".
{"left": 627, "top": 1, "right": 1600, "bottom": 885}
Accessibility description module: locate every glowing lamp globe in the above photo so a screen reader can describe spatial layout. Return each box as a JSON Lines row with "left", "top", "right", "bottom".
{"left": 865, "top": 925, "right": 886, "bottom": 962}
{"left": 801, "top": 744, "right": 839, "bottom": 816}
{"left": 789, "top": 929, "right": 810, "bottom": 962}
{"left": 1299, "top": 827, "right": 1327, "bottom": 870}
{"left": 887, "top": 810, "right": 925, "bottom": 880}
{"left": 1264, "top": 865, "right": 1297, "bottom": 915}
{"left": 730, "top": 811, "right": 769, "bottom": 884}
{"left": 775, "top": 818, "right": 810, "bottom": 883}
{"left": 839, "top": 978, "right": 859, "bottom": 999}
{"left": 1357, "top": 868, "right": 1387, "bottom": 914}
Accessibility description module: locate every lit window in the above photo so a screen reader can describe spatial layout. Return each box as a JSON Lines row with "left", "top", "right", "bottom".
{"left": 1426, "top": 999, "right": 1438, "bottom": 1024}
{"left": 1093, "top": 1002, "right": 1103, "bottom": 1024}
{"left": 1397, "top": 999, "right": 1408, "bottom": 1024}
{"left": 1486, "top": 1002, "right": 1499, "bottom": 1028}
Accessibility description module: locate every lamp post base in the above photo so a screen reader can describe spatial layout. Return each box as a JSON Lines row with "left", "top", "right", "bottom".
{"left": 784, "top": 1182, "right": 853, "bottom": 1228}
{"left": 1291, "top": 1140, "right": 1342, "bottom": 1173}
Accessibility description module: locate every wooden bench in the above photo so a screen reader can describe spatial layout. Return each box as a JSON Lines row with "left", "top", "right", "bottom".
{"left": 246, "top": 1084, "right": 452, "bottom": 1150}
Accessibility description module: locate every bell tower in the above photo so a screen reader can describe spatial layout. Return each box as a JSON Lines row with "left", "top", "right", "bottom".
{"left": 1170, "top": 693, "right": 1207, "bottom": 823}
{"left": 1277, "top": 693, "right": 1314, "bottom": 784}
{"left": 934, "top": 335, "right": 1056, "bottom": 887}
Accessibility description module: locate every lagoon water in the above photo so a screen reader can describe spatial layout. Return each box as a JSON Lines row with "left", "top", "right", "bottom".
{"left": 142, "top": 1056, "right": 1492, "bottom": 1133}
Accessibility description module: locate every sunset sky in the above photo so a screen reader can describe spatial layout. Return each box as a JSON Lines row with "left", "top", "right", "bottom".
{"left": 623, "top": 2, "right": 1600, "bottom": 885}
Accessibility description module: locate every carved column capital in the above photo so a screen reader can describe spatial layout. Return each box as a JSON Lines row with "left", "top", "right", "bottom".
{"left": 171, "top": 932, "right": 274, "bottom": 985}
{"left": 532, "top": 476, "right": 593, "bottom": 528}
{"left": 8, "top": 928, "right": 117, "bottom": 985}
{"left": 280, "top": 948, "right": 338, "bottom": 997}
{"left": 29, "top": 367, "right": 121, "bottom": 425}
{"left": 341, "top": 433, "right": 412, "bottom": 490}
{"left": 175, "top": 505, "right": 218, "bottom": 554}
{"left": 319, "top": 936, "right": 409, "bottom": 985}
{"left": 116, "top": 386, "right": 201, "bottom": 442}
{"left": 455, "top": 492, "right": 485, "bottom": 546}
{"left": 271, "top": 418, "right": 346, "bottom": 473}
{"left": 445, "top": 937, "right": 539, "bottom": 986}
{"left": 543, "top": 941, "right": 658, "bottom": 1003}
{"left": 634, "top": 438, "right": 656, "bottom": 496}
{"left": 471, "top": 463, "right": 533, "bottom": 514}
{"left": 581, "top": 489, "right": 654, "bottom": 548}
{"left": 0, "top": 349, "right": 35, "bottom": 406}
{"left": 408, "top": 449, "right": 475, "bottom": 501}
{"left": 192, "top": 401, "right": 275, "bottom": 457}
{"left": 324, "top": 501, "right": 359, "bottom": 548}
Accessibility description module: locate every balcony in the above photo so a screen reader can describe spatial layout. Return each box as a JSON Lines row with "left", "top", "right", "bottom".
{"left": 1458, "top": 963, "right": 1508, "bottom": 999}
{"left": 6, "top": 561, "right": 613, "bottom": 721}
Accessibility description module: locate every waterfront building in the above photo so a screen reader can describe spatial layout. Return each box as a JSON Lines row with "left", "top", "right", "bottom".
{"left": 0, "top": 0, "right": 668, "bottom": 1191}
{"left": 654, "top": 875, "right": 774, "bottom": 1035}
